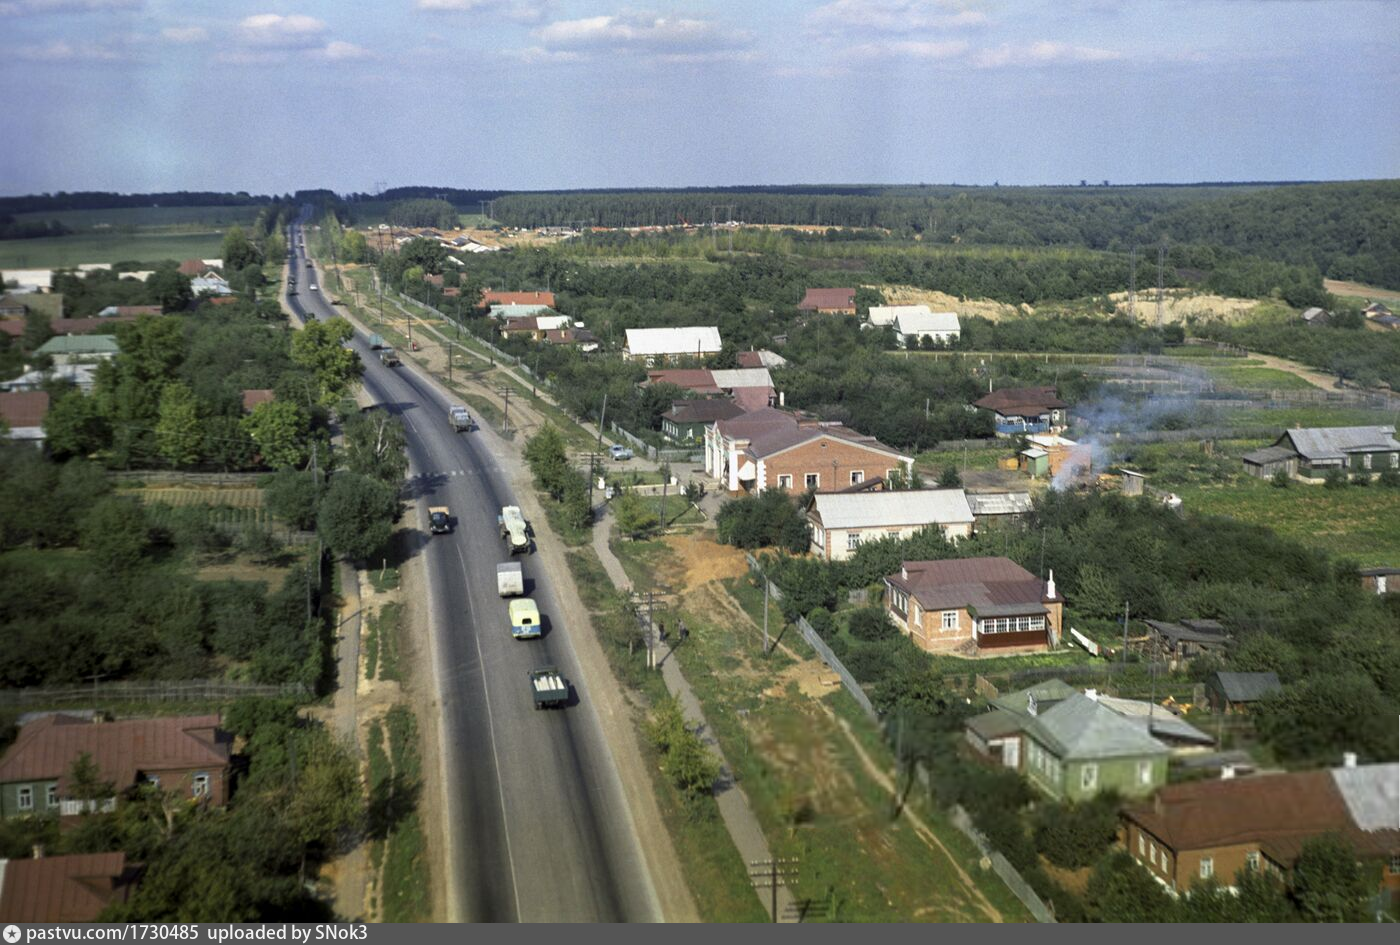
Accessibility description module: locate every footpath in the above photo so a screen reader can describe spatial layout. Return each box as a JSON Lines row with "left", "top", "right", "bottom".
{"left": 591, "top": 507, "right": 798, "bottom": 923}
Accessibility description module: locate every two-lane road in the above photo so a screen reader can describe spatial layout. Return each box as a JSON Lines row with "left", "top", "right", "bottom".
{"left": 286, "top": 225, "right": 660, "bottom": 922}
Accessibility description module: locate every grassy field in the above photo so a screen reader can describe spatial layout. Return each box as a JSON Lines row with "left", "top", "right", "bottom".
{"left": 1179, "top": 479, "right": 1400, "bottom": 567}
{"left": 915, "top": 446, "right": 1006, "bottom": 474}
{"left": 1211, "top": 405, "right": 1400, "bottom": 430}
{"left": 0, "top": 232, "right": 227, "bottom": 268}
{"left": 14, "top": 205, "right": 261, "bottom": 230}
{"left": 1199, "top": 363, "right": 1318, "bottom": 391}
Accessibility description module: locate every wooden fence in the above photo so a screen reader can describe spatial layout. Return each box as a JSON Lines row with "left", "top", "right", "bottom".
{"left": 0, "top": 679, "right": 310, "bottom": 707}
{"left": 108, "top": 471, "right": 268, "bottom": 487}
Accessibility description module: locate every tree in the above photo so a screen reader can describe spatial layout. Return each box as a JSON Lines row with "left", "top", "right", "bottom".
{"left": 242, "top": 401, "right": 311, "bottom": 470}
{"left": 1290, "top": 833, "right": 1370, "bottom": 923}
{"left": 1071, "top": 563, "right": 1122, "bottom": 620}
{"left": 21, "top": 309, "right": 52, "bottom": 353}
{"left": 848, "top": 606, "right": 896, "bottom": 642}
{"left": 340, "top": 229, "right": 369, "bottom": 264}
{"left": 80, "top": 496, "right": 149, "bottom": 572}
{"left": 1254, "top": 673, "right": 1396, "bottom": 764}
{"left": 613, "top": 492, "right": 659, "bottom": 540}
{"left": 288, "top": 318, "right": 358, "bottom": 406}
{"left": 1033, "top": 796, "right": 1121, "bottom": 868}
{"left": 221, "top": 225, "right": 260, "bottom": 272}
{"left": 647, "top": 698, "right": 720, "bottom": 803}
{"left": 147, "top": 265, "right": 193, "bottom": 312}
{"left": 155, "top": 382, "right": 203, "bottom": 467}
{"left": 284, "top": 731, "right": 362, "bottom": 853}
{"left": 937, "top": 465, "right": 962, "bottom": 488}
{"left": 264, "top": 468, "right": 322, "bottom": 531}
{"left": 43, "top": 389, "right": 110, "bottom": 460}
{"left": 316, "top": 472, "right": 398, "bottom": 563}
{"left": 885, "top": 465, "right": 925, "bottom": 490}
{"left": 1085, "top": 851, "right": 1176, "bottom": 922}
{"left": 341, "top": 410, "right": 408, "bottom": 486}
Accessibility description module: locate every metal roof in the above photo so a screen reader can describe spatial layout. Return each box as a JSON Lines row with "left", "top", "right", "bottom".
{"left": 1282, "top": 425, "right": 1399, "bottom": 461}
{"left": 1025, "top": 693, "right": 1169, "bottom": 761}
{"left": 1242, "top": 445, "right": 1298, "bottom": 465}
{"left": 894, "top": 310, "right": 961, "bottom": 335}
{"left": 1330, "top": 762, "right": 1400, "bottom": 833}
{"left": 625, "top": 326, "right": 722, "bottom": 356}
{"left": 35, "top": 334, "right": 119, "bottom": 355}
{"left": 967, "top": 492, "right": 1033, "bottom": 516}
{"left": 1210, "top": 671, "right": 1281, "bottom": 702}
{"left": 1094, "top": 695, "right": 1215, "bottom": 745}
{"left": 710, "top": 368, "right": 773, "bottom": 389}
{"left": 866, "top": 304, "right": 930, "bottom": 326}
{"left": 809, "top": 488, "right": 973, "bottom": 531}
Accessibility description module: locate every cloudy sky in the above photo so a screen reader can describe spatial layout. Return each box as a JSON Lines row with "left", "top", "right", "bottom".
{"left": 1, "top": 0, "right": 1397, "bottom": 194}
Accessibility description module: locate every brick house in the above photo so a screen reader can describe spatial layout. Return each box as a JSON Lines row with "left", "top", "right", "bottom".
{"left": 973, "top": 386, "right": 1069, "bottom": 436}
{"left": 807, "top": 488, "right": 974, "bottom": 561}
{"left": 0, "top": 714, "right": 232, "bottom": 818}
{"left": 884, "top": 557, "right": 1062, "bottom": 654}
{"left": 705, "top": 407, "right": 912, "bottom": 494}
{"left": 797, "top": 287, "right": 857, "bottom": 315}
{"left": 1121, "top": 761, "right": 1400, "bottom": 896}
{"left": 0, "top": 852, "right": 140, "bottom": 922}
{"left": 481, "top": 289, "right": 556, "bottom": 309}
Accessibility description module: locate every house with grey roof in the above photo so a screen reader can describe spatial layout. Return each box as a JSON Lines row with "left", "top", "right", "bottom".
{"left": 966, "top": 491, "right": 1034, "bottom": 530}
{"left": 1299, "top": 306, "right": 1331, "bottom": 326}
{"left": 34, "top": 334, "right": 119, "bottom": 365}
{"left": 808, "top": 488, "right": 973, "bottom": 561}
{"left": 1020, "top": 692, "right": 1171, "bottom": 800}
{"left": 884, "top": 557, "right": 1062, "bottom": 655}
{"left": 1205, "top": 671, "right": 1281, "bottom": 713}
{"left": 1243, "top": 425, "right": 1400, "bottom": 481}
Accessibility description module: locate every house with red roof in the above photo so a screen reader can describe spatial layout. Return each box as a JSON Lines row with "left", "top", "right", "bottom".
{"left": 481, "top": 289, "right": 556, "bottom": 309}
{"left": 797, "top": 287, "right": 857, "bottom": 315}
{"left": 0, "top": 391, "right": 50, "bottom": 445}
{"left": 0, "top": 852, "right": 140, "bottom": 922}
{"left": 884, "top": 557, "right": 1062, "bottom": 654}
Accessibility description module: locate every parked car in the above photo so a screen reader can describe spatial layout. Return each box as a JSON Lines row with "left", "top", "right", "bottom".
{"left": 608, "top": 444, "right": 633, "bottom": 461}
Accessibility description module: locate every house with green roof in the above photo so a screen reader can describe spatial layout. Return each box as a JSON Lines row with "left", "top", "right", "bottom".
{"left": 34, "top": 333, "right": 119, "bottom": 365}
{"left": 966, "top": 682, "right": 1172, "bottom": 800}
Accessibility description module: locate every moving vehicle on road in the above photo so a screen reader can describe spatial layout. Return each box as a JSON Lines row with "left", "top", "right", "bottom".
{"left": 498, "top": 505, "right": 530, "bottom": 554}
{"left": 448, "top": 405, "right": 473, "bottom": 432}
{"left": 379, "top": 348, "right": 401, "bottom": 367}
{"left": 529, "top": 667, "right": 569, "bottom": 709}
{"left": 368, "top": 334, "right": 385, "bottom": 350}
{"left": 609, "top": 444, "right": 633, "bottom": 461}
{"left": 428, "top": 506, "right": 451, "bottom": 535}
{"left": 496, "top": 561, "right": 524, "bottom": 597}
{"left": 508, "top": 598, "right": 542, "bottom": 639}
{"left": 309, "top": 283, "right": 319, "bottom": 292}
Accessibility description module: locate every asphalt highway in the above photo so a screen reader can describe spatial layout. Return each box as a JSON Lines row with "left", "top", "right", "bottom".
{"left": 286, "top": 224, "right": 660, "bottom": 923}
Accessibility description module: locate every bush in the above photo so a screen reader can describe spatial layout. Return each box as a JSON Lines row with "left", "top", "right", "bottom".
{"left": 1350, "top": 472, "right": 1371, "bottom": 487}
{"left": 1379, "top": 468, "right": 1400, "bottom": 488}
{"left": 716, "top": 490, "right": 810, "bottom": 552}
{"left": 1033, "top": 795, "right": 1121, "bottom": 868}
{"left": 848, "top": 606, "right": 896, "bottom": 642}
{"left": 806, "top": 606, "right": 833, "bottom": 637}
{"left": 1323, "top": 468, "right": 1348, "bottom": 489}
{"left": 1270, "top": 469, "right": 1290, "bottom": 488}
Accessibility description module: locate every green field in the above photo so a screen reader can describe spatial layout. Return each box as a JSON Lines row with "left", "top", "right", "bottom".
{"left": 14, "top": 205, "right": 261, "bottom": 231}
{"left": 0, "top": 232, "right": 227, "bottom": 269}
{"left": 1200, "top": 363, "right": 1318, "bottom": 391}
{"left": 1212, "top": 405, "right": 1400, "bottom": 430}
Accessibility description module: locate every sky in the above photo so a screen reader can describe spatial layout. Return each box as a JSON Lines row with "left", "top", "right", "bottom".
{"left": 0, "top": 0, "right": 1397, "bottom": 195}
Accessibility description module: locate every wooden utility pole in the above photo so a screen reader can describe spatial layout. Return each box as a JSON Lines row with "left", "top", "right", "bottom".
{"left": 749, "top": 858, "right": 798, "bottom": 924}
{"left": 498, "top": 387, "right": 512, "bottom": 434}
{"left": 763, "top": 579, "right": 770, "bottom": 656}
{"left": 1122, "top": 600, "right": 1131, "bottom": 662}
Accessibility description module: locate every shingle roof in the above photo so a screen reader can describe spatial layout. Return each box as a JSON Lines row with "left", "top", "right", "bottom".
{"left": 965, "top": 707, "right": 1025, "bottom": 741}
{"left": 0, "top": 391, "right": 50, "bottom": 429}
{"left": 0, "top": 714, "right": 229, "bottom": 792}
{"left": 966, "top": 492, "right": 1033, "bottom": 516}
{"left": 501, "top": 316, "right": 539, "bottom": 332}
{"left": 625, "top": 326, "right": 722, "bottom": 357}
{"left": 663, "top": 399, "right": 746, "bottom": 424}
{"left": 990, "top": 679, "right": 1079, "bottom": 714}
{"left": 240, "top": 389, "right": 275, "bottom": 412}
{"left": 736, "top": 350, "right": 788, "bottom": 369}
{"left": 798, "top": 287, "right": 856, "bottom": 310}
{"left": 1281, "top": 425, "right": 1399, "bottom": 461}
{"left": 1025, "top": 693, "right": 1169, "bottom": 761}
{"left": 1210, "top": 671, "right": 1281, "bottom": 702}
{"left": 888, "top": 556, "right": 1053, "bottom": 614}
{"left": 810, "top": 488, "right": 973, "bottom": 531}
{"left": 973, "top": 386, "right": 1068, "bottom": 415}
{"left": 713, "top": 406, "right": 797, "bottom": 440}
{"left": 1143, "top": 619, "right": 1230, "bottom": 646}
{"left": 746, "top": 424, "right": 907, "bottom": 462}
{"left": 0, "top": 853, "right": 137, "bottom": 923}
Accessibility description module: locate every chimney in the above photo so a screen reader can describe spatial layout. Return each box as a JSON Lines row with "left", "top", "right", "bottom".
{"left": 32, "top": 844, "right": 44, "bottom": 859}
{"left": 1342, "top": 751, "right": 1357, "bottom": 768}
{"left": 1084, "top": 688, "right": 1098, "bottom": 702}
{"left": 1046, "top": 569, "right": 1057, "bottom": 600}
{"left": 1221, "top": 764, "right": 1236, "bottom": 780}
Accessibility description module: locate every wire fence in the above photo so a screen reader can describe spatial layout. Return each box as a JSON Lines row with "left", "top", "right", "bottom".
{"left": 945, "top": 803, "right": 1056, "bottom": 923}
{"left": 0, "top": 679, "right": 310, "bottom": 707}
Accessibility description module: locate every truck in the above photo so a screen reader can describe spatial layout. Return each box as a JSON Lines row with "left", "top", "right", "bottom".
{"left": 496, "top": 561, "right": 524, "bottom": 597}
{"left": 379, "top": 348, "right": 401, "bottom": 367}
{"left": 529, "top": 667, "right": 569, "bottom": 709}
{"left": 448, "top": 405, "right": 473, "bottom": 432}
{"left": 368, "top": 334, "right": 385, "bottom": 350}
{"left": 428, "top": 506, "right": 451, "bottom": 535}
{"left": 498, "top": 505, "right": 530, "bottom": 554}
{"left": 508, "top": 598, "right": 542, "bottom": 639}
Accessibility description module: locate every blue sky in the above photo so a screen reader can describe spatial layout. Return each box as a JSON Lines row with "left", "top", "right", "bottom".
{"left": 1, "top": 0, "right": 1397, "bottom": 194}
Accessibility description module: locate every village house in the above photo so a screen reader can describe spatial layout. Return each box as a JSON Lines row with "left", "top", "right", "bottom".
{"left": 0, "top": 364, "right": 97, "bottom": 394}
{"left": 866, "top": 303, "right": 930, "bottom": 327}
{"left": 240, "top": 389, "right": 275, "bottom": 413}
{"left": 1300, "top": 306, "right": 1332, "bottom": 326}
{"left": 176, "top": 258, "right": 207, "bottom": 277}
{"left": 966, "top": 492, "right": 1034, "bottom": 531}
{"left": 1204, "top": 671, "right": 1281, "bottom": 713}
{"left": 623, "top": 326, "right": 723, "bottom": 364}
{"left": 660, "top": 399, "right": 745, "bottom": 443}
{"left": 735, "top": 349, "right": 788, "bottom": 369}
{"left": 499, "top": 314, "right": 572, "bottom": 341}
{"left": 1360, "top": 567, "right": 1399, "bottom": 595}
{"left": 797, "top": 287, "right": 857, "bottom": 315}
{"left": 647, "top": 367, "right": 774, "bottom": 411}
{"left": 705, "top": 407, "right": 912, "bottom": 494}
{"left": 0, "top": 391, "right": 49, "bottom": 445}
{"left": 0, "top": 852, "right": 141, "bottom": 922}
{"left": 481, "top": 289, "right": 556, "bottom": 309}
{"left": 0, "top": 294, "right": 28, "bottom": 318}
{"left": 973, "top": 386, "right": 1070, "bottom": 436}
{"left": 893, "top": 309, "right": 961, "bottom": 347}
{"left": 1121, "top": 759, "right": 1400, "bottom": 897}
{"left": 34, "top": 334, "right": 119, "bottom": 365}
{"left": 1242, "top": 425, "right": 1400, "bottom": 480}
{"left": 884, "top": 556, "right": 1062, "bottom": 655}
{"left": 807, "top": 489, "right": 974, "bottom": 561}
{"left": 1143, "top": 618, "right": 1231, "bottom": 665}
{"left": 487, "top": 302, "right": 555, "bottom": 321}
{"left": 0, "top": 713, "right": 233, "bottom": 818}
{"left": 543, "top": 327, "right": 598, "bottom": 352}
{"left": 190, "top": 273, "right": 232, "bottom": 296}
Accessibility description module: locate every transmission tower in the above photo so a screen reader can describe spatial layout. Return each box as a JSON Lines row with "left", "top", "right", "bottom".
{"left": 1156, "top": 240, "right": 1167, "bottom": 329}
{"left": 372, "top": 180, "right": 387, "bottom": 196}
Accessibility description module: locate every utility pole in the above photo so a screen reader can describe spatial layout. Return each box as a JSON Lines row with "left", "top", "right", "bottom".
{"left": 446, "top": 340, "right": 453, "bottom": 383}
{"left": 594, "top": 391, "right": 608, "bottom": 457}
{"left": 1128, "top": 244, "right": 1137, "bottom": 320}
{"left": 762, "top": 579, "right": 770, "bottom": 656}
{"left": 1122, "top": 600, "right": 1131, "bottom": 663}
{"left": 498, "top": 386, "right": 512, "bottom": 434}
{"left": 749, "top": 858, "right": 798, "bottom": 924}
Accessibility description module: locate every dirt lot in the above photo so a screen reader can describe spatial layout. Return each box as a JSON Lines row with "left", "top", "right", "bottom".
{"left": 1324, "top": 279, "right": 1400, "bottom": 303}
{"left": 875, "top": 284, "right": 1265, "bottom": 326}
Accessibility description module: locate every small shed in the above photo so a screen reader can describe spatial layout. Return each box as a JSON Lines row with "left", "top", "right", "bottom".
{"left": 1241, "top": 445, "right": 1298, "bottom": 479}
{"left": 1359, "top": 567, "right": 1399, "bottom": 595}
{"left": 1143, "top": 618, "right": 1230, "bottom": 663}
{"left": 1119, "top": 469, "right": 1146, "bottom": 496}
{"left": 1019, "top": 447, "right": 1049, "bottom": 478}
{"left": 1205, "top": 671, "right": 1281, "bottom": 714}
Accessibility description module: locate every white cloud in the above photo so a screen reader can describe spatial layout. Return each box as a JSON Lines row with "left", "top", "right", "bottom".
{"left": 235, "top": 13, "right": 327, "bottom": 49}
{"left": 972, "top": 40, "right": 1123, "bottom": 68}
{"left": 806, "top": 0, "right": 989, "bottom": 35}
{"left": 11, "top": 38, "right": 126, "bottom": 60}
{"left": 498, "top": 45, "right": 586, "bottom": 64}
{"left": 0, "top": 0, "right": 141, "bottom": 14}
{"left": 848, "top": 38, "right": 970, "bottom": 60}
{"left": 318, "top": 39, "right": 372, "bottom": 60}
{"left": 536, "top": 12, "right": 751, "bottom": 53}
{"left": 416, "top": 0, "right": 548, "bottom": 22}
{"left": 160, "top": 25, "right": 207, "bottom": 43}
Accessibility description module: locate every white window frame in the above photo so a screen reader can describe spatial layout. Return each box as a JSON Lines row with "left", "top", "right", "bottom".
{"left": 850, "top": 470, "right": 864, "bottom": 485}
{"left": 805, "top": 473, "right": 820, "bottom": 489}
{"left": 777, "top": 474, "right": 793, "bottom": 490}
{"left": 1150, "top": 843, "right": 1157, "bottom": 866}
{"left": 191, "top": 773, "right": 210, "bottom": 799}
{"left": 941, "top": 610, "right": 959, "bottom": 631}
{"left": 1363, "top": 453, "right": 1372, "bottom": 469}
{"left": 16, "top": 785, "right": 33, "bottom": 811}
{"left": 1138, "top": 834, "right": 1146, "bottom": 857}
{"left": 1199, "top": 857, "right": 1214, "bottom": 879}
{"left": 1391, "top": 452, "right": 1398, "bottom": 468}
{"left": 1246, "top": 852, "right": 1260, "bottom": 872}
{"left": 1080, "top": 763, "right": 1098, "bottom": 791}
{"left": 1138, "top": 760, "right": 1153, "bottom": 786}
{"left": 846, "top": 531, "right": 861, "bottom": 551}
